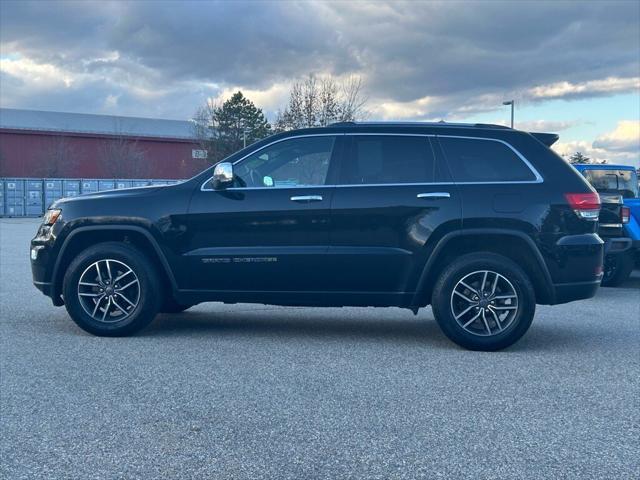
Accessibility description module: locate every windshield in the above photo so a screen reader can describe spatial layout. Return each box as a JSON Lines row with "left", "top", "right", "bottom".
{"left": 581, "top": 169, "right": 638, "bottom": 198}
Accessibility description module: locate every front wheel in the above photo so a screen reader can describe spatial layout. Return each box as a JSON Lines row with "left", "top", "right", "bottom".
{"left": 431, "top": 252, "right": 536, "bottom": 351}
{"left": 62, "top": 242, "right": 162, "bottom": 336}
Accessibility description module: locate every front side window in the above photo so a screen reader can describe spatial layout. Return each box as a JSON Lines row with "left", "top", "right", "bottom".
{"left": 233, "top": 136, "right": 336, "bottom": 188}
{"left": 439, "top": 137, "right": 537, "bottom": 182}
{"left": 341, "top": 135, "right": 440, "bottom": 184}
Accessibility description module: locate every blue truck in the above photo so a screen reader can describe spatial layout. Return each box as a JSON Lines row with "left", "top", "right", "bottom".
{"left": 573, "top": 163, "right": 639, "bottom": 286}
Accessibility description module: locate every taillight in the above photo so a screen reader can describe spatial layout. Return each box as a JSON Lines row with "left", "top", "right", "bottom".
{"left": 621, "top": 206, "right": 630, "bottom": 224}
{"left": 565, "top": 193, "right": 600, "bottom": 221}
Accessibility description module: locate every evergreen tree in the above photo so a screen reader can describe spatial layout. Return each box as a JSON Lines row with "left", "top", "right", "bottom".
{"left": 194, "top": 91, "right": 271, "bottom": 162}
{"left": 568, "top": 151, "right": 591, "bottom": 164}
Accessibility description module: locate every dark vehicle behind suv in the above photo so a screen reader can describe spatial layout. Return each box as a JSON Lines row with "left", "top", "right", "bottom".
{"left": 31, "top": 122, "right": 603, "bottom": 350}
{"left": 574, "top": 164, "right": 637, "bottom": 286}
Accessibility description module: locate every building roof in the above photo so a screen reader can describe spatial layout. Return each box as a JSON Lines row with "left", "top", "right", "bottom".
{"left": 0, "top": 108, "right": 197, "bottom": 140}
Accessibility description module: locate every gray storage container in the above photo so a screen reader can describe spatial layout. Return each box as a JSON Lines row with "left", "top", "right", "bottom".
{"left": 98, "top": 180, "right": 116, "bottom": 191}
{"left": 151, "top": 180, "right": 168, "bottom": 186}
{"left": 132, "top": 180, "right": 151, "bottom": 188}
{"left": 25, "top": 180, "right": 44, "bottom": 216}
{"left": 44, "top": 179, "right": 63, "bottom": 209}
{"left": 115, "top": 180, "right": 133, "bottom": 189}
{"left": 81, "top": 179, "right": 99, "bottom": 194}
{"left": 4, "top": 179, "right": 25, "bottom": 216}
{"left": 63, "top": 180, "right": 81, "bottom": 198}
{"left": 0, "top": 180, "right": 4, "bottom": 215}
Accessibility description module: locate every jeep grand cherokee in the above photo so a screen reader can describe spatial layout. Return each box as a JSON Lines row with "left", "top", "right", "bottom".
{"left": 31, "top": 122, "right": 604, "bottom": 350}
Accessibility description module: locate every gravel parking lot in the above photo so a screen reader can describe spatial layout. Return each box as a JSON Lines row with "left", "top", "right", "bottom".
{"left": 1, "top": 217, "right": 639, "bottom": 479}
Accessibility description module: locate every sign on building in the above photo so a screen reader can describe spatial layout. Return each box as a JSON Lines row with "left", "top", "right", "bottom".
{"left": 192, "top": 149, "right": 208, "bottom": 159}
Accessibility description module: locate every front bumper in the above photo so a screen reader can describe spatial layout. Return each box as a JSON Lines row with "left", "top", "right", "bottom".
{"left": 30, "top": 222, "right": 64, "bottom": 306}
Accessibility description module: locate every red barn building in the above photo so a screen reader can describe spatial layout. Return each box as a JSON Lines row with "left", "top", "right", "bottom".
{"left": 0, "top": 108, "right": 208, "bottom": 179}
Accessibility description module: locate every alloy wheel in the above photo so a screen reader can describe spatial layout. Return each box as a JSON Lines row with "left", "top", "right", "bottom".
{"left": 77, "top": 259, "right": 140, "bottom": 323}
{"left": 450, "top": 270, "right": 519, "bottom": 336}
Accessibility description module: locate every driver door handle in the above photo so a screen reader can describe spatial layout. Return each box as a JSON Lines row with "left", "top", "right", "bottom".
{"left": 290, "top": 195, "right": 323, "bottom": 203}
{"left": 417, "top": 192, "right": 450, "bottom": 199}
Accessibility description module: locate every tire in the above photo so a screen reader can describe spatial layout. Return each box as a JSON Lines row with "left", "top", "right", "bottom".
{"left": 431, "top": 252, "right": 536, "bottom": 351}
{"left": 62, "top": 242, "right": 162, "bottom": 336}
{"left": 160, "top": 297, "right": 193, "bottom": 314}
{"left": 601, "top": 251, "right": 634, "bottom": 287}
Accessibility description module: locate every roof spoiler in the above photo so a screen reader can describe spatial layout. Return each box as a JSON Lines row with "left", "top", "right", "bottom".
{"left": 530, "top": 132, "right": 559, "bottom": 147}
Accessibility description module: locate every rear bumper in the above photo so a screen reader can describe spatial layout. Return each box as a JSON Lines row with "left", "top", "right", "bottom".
{"left": 545, "top": 233, "right": 603, "bottom": 304}
{"left": 604, "top": 237, "right": 632, "bottom": 254}
{"left": 551, "top": 279, "right": 601, "bottom": 305}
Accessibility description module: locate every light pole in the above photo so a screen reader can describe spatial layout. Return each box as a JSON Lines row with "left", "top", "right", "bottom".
{"left": 243, "top": 127, "right": 250, "bottom": 148}
{"left": 502, "top": 100, "right": 514, "bottom": 128}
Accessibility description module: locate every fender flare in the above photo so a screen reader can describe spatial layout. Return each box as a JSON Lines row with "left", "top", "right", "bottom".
{"left": 51, "top": 225, "right": 178, "bottom": 296}
{"left": 410, "top": 228, "right": 555, "bottom": 308}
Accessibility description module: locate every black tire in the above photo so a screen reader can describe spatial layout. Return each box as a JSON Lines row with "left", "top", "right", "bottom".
{"left": 431, "top": 252, "right": 536, "bottom": 351}
{"left": 62, "top": 242, "right": 162, "bottom": 336}
{"left": 160, "top": 296, "right": 193, "bottom": 314}
{"left": 601, "top": 251, "right": 634, "bottom": 287}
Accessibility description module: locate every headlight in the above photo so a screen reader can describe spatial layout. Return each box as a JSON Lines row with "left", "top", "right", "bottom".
{"left": 43, "top": 208, "right": 62, "bottom": 226}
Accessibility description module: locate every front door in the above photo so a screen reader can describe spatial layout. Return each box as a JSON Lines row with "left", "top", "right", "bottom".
{"left": 327, "top": 133, "right": 462, "bottom": 303}
{"left": 184, "top": 134, "right": 342, "bottom": 293}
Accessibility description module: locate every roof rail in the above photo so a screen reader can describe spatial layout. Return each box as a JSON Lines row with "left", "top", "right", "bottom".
{"left": 327, "top": 120, "right": 511, "bottom": 130}
{"left": 328, "top": 121, "right": 357, "bottom": 127}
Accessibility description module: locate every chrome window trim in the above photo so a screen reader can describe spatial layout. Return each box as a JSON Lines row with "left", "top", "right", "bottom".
{"left": 200, "top": 132, "right": 544, "bottom": 191}
{"left": 200, "top": 133, "right": 341, "bottom": 191}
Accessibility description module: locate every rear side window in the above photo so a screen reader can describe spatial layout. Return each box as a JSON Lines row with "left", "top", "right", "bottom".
{"left": 341, "top": 135, "right": 443, "bottom": 184}
{"left": 438, "top": 137, "right": 537, "bottom": 182}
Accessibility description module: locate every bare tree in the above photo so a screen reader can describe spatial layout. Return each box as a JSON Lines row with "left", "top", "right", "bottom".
{"left": 340, "top": 75, "right": 368, "bottom": 122}
{"left": 274, "top": 74, "right": 368, "bottom": 132}
{"left": 100, "top": 135, "right": 148, "bottom": 178}
{"left": 37, "top": 136, "right": 79, "bottom": 177}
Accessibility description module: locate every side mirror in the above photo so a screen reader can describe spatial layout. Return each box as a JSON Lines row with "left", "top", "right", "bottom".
{"left": 212, "top": 162, "right": 234, "bottom": 190}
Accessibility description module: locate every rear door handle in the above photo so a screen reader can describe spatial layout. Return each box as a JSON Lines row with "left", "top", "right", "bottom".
{"left": 417, "top": 192, "right": 450, "bottom": 199}
{"left": 290, "top": 195, "right": 323, "bottom": 203}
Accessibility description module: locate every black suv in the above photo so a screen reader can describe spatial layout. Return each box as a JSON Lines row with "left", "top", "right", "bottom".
{"left": 31, "top": 122, "right": 604, "bottom": 350}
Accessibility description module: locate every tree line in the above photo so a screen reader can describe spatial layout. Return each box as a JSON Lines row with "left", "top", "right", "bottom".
{"left": 193, "top": 74, "right": 367, "bottom": 164}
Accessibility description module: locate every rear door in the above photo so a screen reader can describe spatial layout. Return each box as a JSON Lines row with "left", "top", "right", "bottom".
{"left": 327, "top": 133, "right": 462, "bottom": 301}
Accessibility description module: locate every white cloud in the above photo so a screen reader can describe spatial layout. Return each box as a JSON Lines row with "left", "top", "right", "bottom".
{"left": 553, "top": 121, "right": 640, "bottom": 168}
{"left": 528, "top": 77, "right": 640, "bottom": 101}
{"left": 208, "top": 82, "right": 292, "bottom": 115}
{"left": 372, "top": 95, "right": 435, "bottom": 120}
{"left": 0, "top": 56, "right": 74, "bottom": 90}
{"left": 490, "top": 119, "right": 582, "bottom": 132}
{"left": 593, "top": 120, "right": 640, "bottom": 152}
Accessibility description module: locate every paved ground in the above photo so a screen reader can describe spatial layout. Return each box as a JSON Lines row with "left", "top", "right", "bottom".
{"left": 1, "top": 218, "right": 638, "bottom": 479}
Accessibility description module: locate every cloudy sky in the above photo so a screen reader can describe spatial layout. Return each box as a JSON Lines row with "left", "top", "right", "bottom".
{"left": 1, "top": 0, "right": 639, "bottom": 166}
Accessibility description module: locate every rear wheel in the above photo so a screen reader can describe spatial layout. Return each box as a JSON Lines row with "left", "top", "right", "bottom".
{"left": 63, "top": 242, "right": 162, "bottom": 336}
{"left": 601, "top": 251, "right": 634, "bottom": 287}
{"left": 431, "top": 252, "right": 536, "bottom": 351}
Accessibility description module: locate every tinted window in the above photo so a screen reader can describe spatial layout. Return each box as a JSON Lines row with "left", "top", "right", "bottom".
{"left": 581, "top": 169, "right": 638, "bottom": 198}
{"left": 234, "top": 136, "right": 335, "bottom": 188}
{"left": 341, "top": 135, "right": 440, "bottom": 184}
{"left": 439, "top": 137, "right": 536, "bottom": 182}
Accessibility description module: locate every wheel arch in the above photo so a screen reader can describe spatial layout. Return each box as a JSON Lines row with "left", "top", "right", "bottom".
{"left": 411, "top": 229, "right": 555, "bottom": 308}
{"left": 51, "top": 225, "right": 178, "bottom": 303}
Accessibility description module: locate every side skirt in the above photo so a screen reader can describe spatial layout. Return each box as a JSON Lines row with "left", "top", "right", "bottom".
{"left": 174, "top": 290, "right": 416, "bottom": 309}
